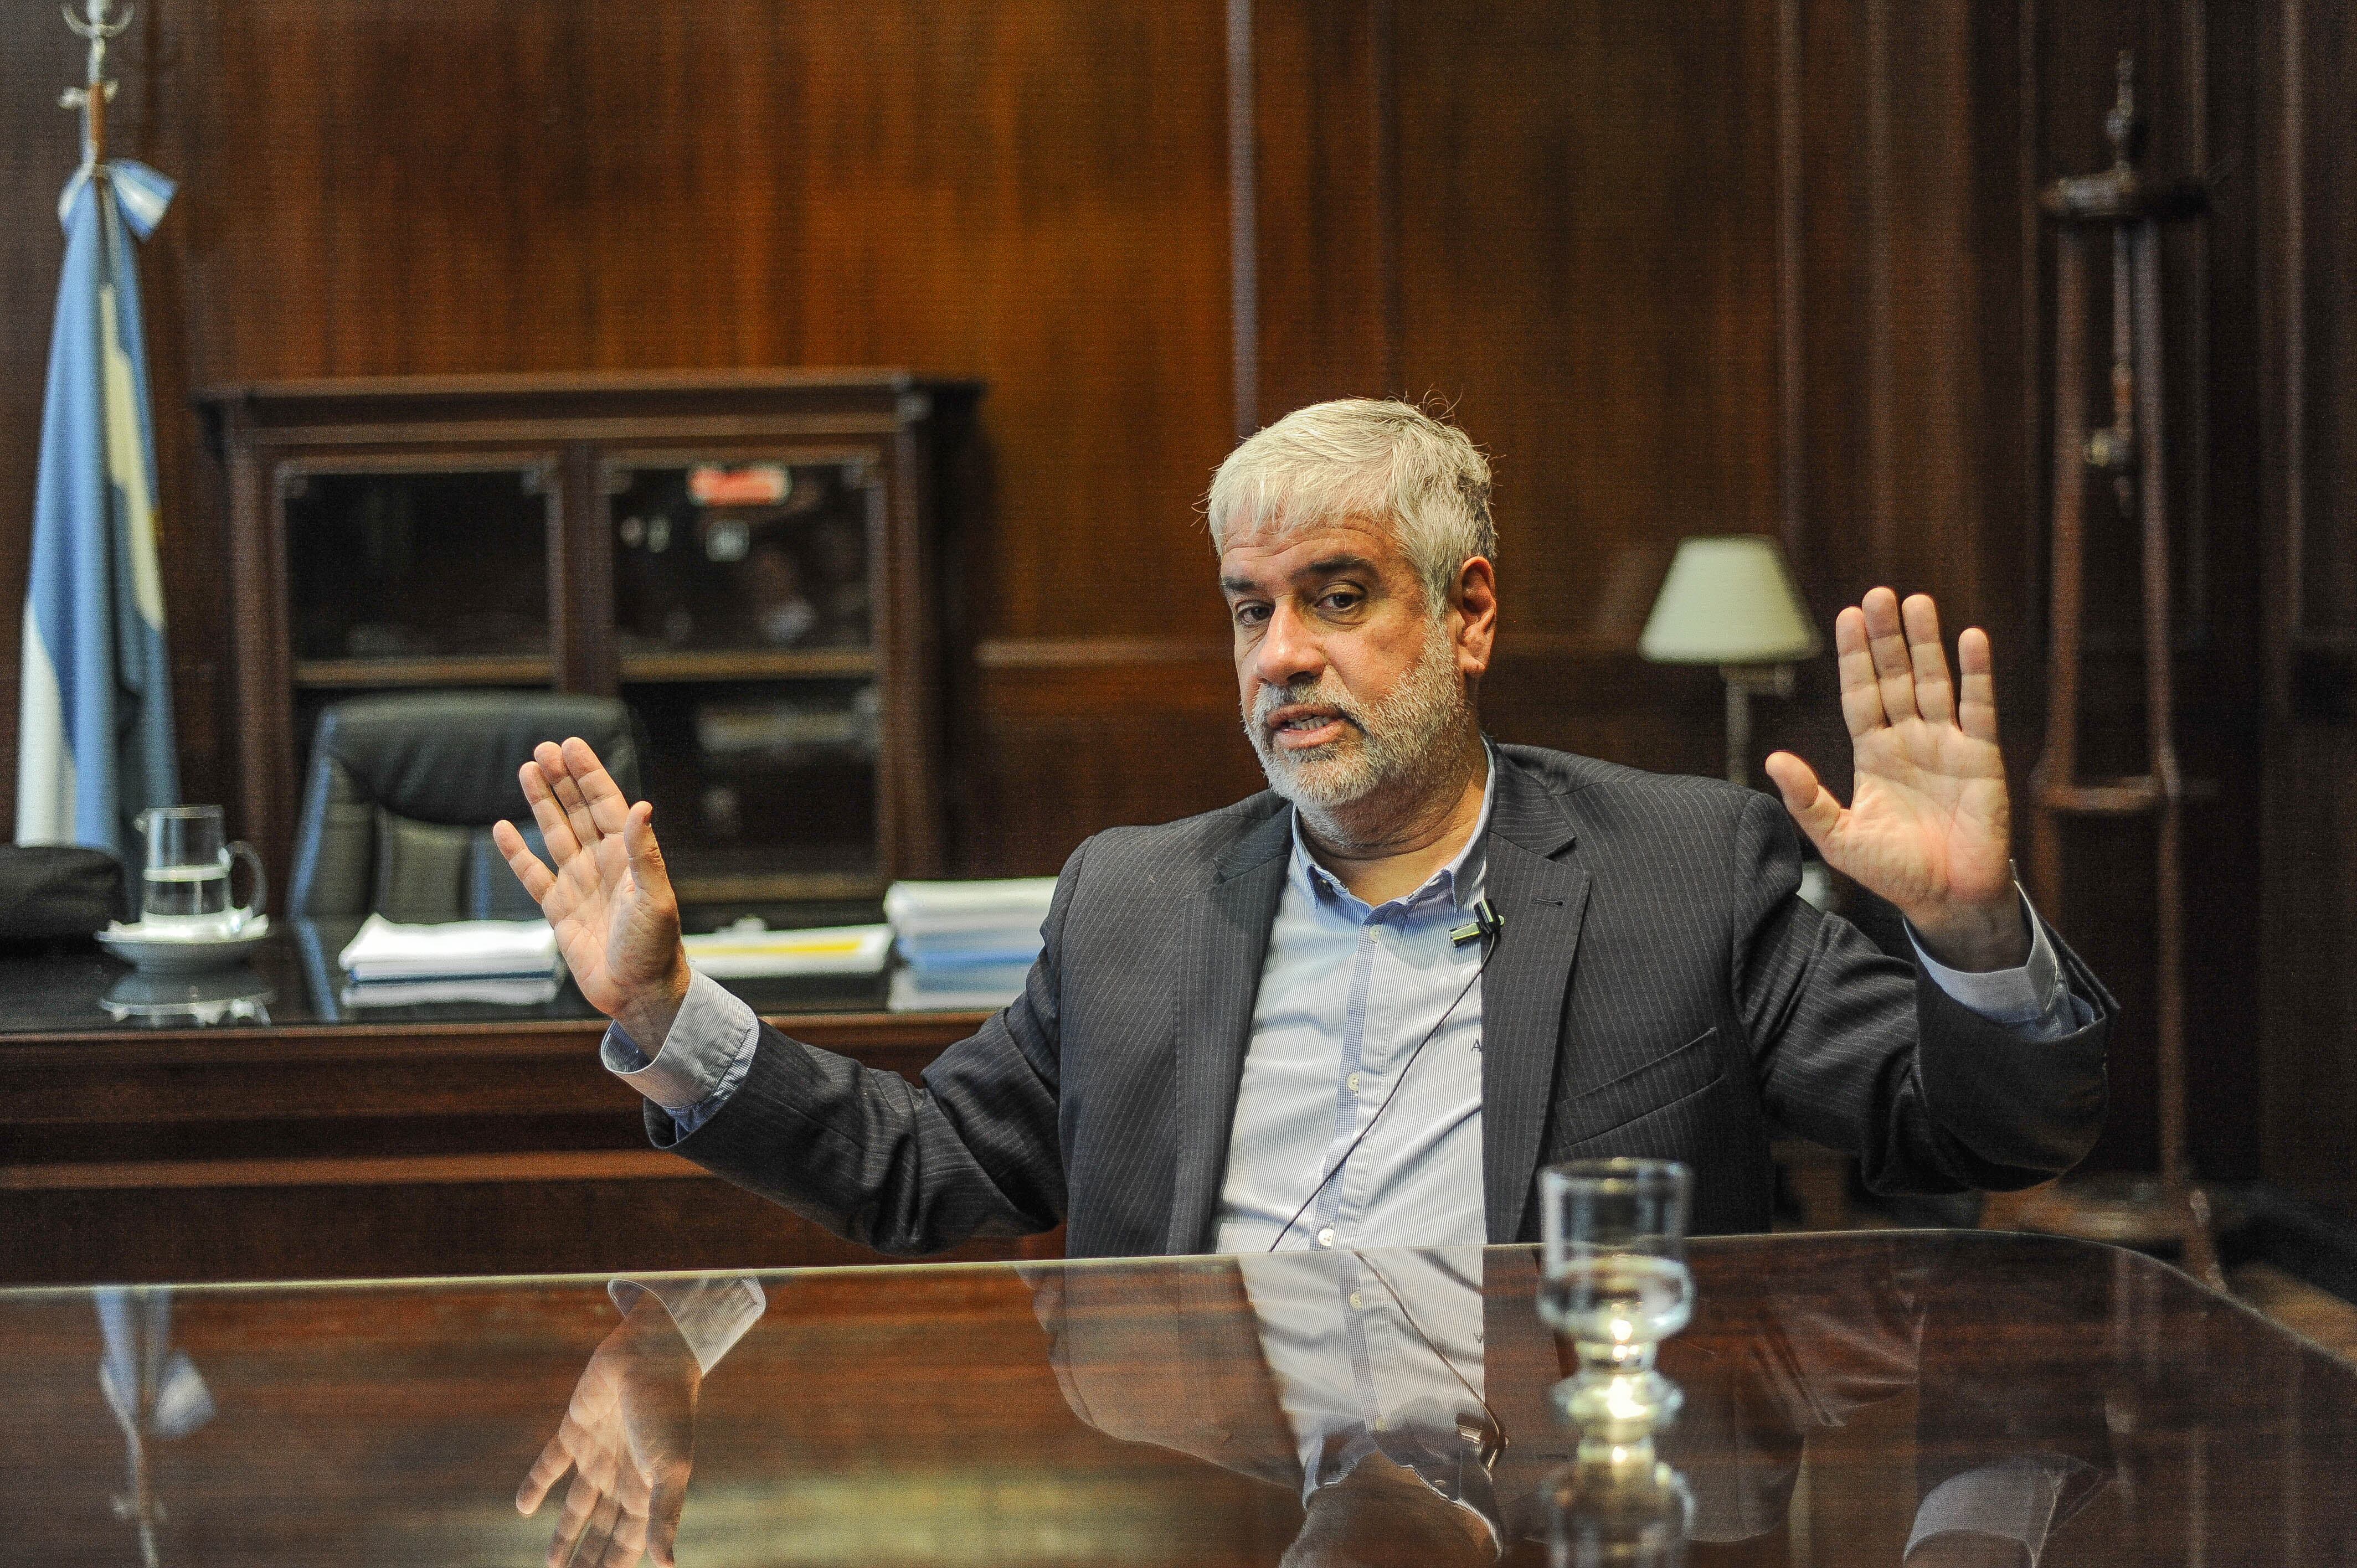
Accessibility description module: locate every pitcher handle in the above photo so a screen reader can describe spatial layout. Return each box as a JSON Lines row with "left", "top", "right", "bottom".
{"left": 226, "top": 841, "right": 269, "bottom": 931}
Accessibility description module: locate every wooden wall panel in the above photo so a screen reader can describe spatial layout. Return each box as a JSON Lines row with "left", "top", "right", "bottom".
{"left": 0, "top": 1, "right": 2303, "bottom": 1201}
{"left": 2261, "top": 0, "right": 2357, "bottom": 1218}
{"left": 0, "top": 0, "right": 1242, "bottom": 867}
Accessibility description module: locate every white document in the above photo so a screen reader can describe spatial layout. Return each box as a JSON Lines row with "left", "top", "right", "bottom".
{"left": 337, "top": 914, "right": 560, "bottom": 982}
{"left": 682, "top": 923, "right": 892, "bottom": 978}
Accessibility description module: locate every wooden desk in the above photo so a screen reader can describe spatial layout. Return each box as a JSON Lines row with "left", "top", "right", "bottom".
{"left": 0, "top": 930, "right": 1013, "bottom": 1284}
{"left": 2, "top": 1233, "right": 2346, "bottom": 1566}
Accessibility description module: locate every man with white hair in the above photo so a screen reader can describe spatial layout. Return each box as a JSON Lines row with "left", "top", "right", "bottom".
{"left": 497, "top": 399, "right": 2109, "bottom": 1256}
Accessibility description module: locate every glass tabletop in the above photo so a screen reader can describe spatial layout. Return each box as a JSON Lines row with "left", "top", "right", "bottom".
{"left": 1, "top": 1232, "right": 2346, "bottom": 1566}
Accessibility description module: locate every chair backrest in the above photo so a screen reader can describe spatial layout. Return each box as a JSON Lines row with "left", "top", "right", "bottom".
{"left": 287, "top": 692, "right": 643, "bottom": 922}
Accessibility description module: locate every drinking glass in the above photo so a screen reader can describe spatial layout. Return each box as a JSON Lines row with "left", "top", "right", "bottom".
{"left": 136, "top": 806, "right": 266, "bottom": 936}
{"left": 1544, "top": 1440, "right": 1695, "bottom": 1568}
{"left": 1539, "top": 1158, "right": 1694, "bottom": 1436}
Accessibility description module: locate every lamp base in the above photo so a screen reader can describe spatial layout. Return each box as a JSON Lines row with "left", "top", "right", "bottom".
{"left": 1718, "top": 664, "right": 1796, "bottom": 788}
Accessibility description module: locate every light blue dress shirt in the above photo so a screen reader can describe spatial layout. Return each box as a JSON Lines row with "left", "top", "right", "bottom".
{"left": 1211, "top": 757, "right": 1502, "bottom": 1254}
{"left": 605, "top": 751, "right": 2082, "bottom": 1235}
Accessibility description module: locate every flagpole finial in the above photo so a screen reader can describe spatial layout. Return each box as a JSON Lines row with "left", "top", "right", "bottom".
{"left": 59, "top": 1, "right": 132, "bottom": 173}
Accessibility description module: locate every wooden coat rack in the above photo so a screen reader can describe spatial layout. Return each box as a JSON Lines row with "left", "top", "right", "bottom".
{"left": 1989, "top": 55, "right": 2220, "bottom": 1287}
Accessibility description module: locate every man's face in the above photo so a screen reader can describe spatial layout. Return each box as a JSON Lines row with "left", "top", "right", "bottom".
{"left": 1218, "top": 517, "right": 1472, "bottom": 812}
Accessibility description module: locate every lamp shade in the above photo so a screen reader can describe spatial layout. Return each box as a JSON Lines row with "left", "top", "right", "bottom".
{"left": 1638, "top": 535, "right": 1823, "bottom": 664}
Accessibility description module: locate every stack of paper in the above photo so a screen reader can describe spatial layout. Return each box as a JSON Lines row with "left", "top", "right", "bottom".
{"left": 884, "top": 878, "right": 1056, "bottom": 1012}
{"left": 338, "top": 915, "right": 563, "bottom": 1007}
{"left": 682, "top": 921, "right": 892, "bottom": 978}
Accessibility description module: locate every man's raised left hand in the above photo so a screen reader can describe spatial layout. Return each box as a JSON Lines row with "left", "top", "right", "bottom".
{"left": 1763, "top": 587, "right": 2029, "bottom": 972}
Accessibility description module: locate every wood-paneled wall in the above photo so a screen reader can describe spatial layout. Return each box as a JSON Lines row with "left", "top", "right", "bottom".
{"left": 2261, "top": 0, "right": 2357, "bottom": 1221}
{"left": 0, "top": 3, "right": 2318, "bottom": 1195}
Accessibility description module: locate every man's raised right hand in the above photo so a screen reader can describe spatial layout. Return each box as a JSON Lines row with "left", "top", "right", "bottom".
{"left": 493, "top": 736, "right": 694, "bottom": 1050}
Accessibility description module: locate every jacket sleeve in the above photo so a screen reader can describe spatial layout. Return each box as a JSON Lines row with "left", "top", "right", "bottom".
{"left": 1729, "top": 792, "right": 2114, "bottom": 1194}
{"left": 647, "top": 839, "right": 1087, "bottom": 1255}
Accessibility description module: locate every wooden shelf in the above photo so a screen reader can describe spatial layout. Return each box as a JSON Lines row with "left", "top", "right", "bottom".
{"left": 618, "top": 647, "right": 877, "bottom": 682}
{"left": 294, "top": 656, "right": 553, "bottom": 688}
{"left": 673, "top": 871, "right": 886, "bottom": 903}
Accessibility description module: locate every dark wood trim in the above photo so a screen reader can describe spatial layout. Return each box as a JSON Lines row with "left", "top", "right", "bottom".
{"left": 292, "top": 657, "right": 555, "bottom": 688}
{"left": 556, "top": 439, "right": 610, "bottom": 695}
{"left": 617, "top": 649, "right": 879, "bottom": 682}
{"left": 975, "top": 637, "right": 1232, "bottom": 669}
{"left": 198, "top": 368, "right": 951, "bottom": 403}
{"left": 1227, "top": 0, "right": 1259, "bottom": 440}
{"left": 0, "top": 1149, "right": 704, "bottom": 1192}
{"left": 1776, "top": 0, "right": 1806, "bottom": 562}
{"left": 2281, "top": 0, "right": 2308, "bottom": 648}
{"left": 2019, "top": 0, "right": 2046, "bottom": 643}
{"left": 1864, "top": 0, "right": 1897, "bottom": 577}
{"left": 1370, "top": 0, "right": 1401, "bottom": 398}
{"left": 0, "top": 1010, "right": 986, "bottom": 1076}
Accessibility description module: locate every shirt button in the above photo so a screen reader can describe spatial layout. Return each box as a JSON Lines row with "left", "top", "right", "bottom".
{"left": 1350, "top": 1291, "right": 1363, "bottom": 1309}
{"left": 1316, "top": 1226, "right": 1336, "bottom": 1249}
{"left": 1347, "top": 1072, "right": 1361, "bottom": 1094}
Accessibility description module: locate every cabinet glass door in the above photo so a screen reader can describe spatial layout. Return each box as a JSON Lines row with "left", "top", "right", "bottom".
{"left": 606, "top": 456, "right": 883, "bottom": 903}
{"left": 282, "top": 460, "right": 557, "bottom": 684}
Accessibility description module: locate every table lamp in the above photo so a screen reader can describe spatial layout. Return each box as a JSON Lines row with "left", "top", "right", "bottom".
{"left": 1639, "top": 536, "right": 1822, "bottom": 787}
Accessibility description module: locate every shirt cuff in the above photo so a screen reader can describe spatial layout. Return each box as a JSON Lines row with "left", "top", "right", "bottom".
{"left": 606, "top": 1276, "right": 768, "bottom": 1375}
{"left": 1908, "top": 887, "right": 2063, "bottom": 1028}
{"left": 601, "top": 970, "right": 761, "bottom": 1121}
{"left": 1906, "top": 1455, "right": 2085, "bottom": 1568}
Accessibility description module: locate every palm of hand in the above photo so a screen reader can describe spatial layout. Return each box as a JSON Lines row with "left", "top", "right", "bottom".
{"left": 544, "top": 833, "right": 672, "bottom": 1018}
{"left": 1762, "top": 591, "right": 2019, "bottom": 948}
{"left": 1836, "top": 720, "right": 2013, "bottom": 915}
{"left": 494, "top": 737, "right": 686, "bottom": 1028}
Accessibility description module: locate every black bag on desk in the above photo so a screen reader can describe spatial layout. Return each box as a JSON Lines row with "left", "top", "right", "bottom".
{"left": 0, "top": 845, "right": 127, "bottom": 938}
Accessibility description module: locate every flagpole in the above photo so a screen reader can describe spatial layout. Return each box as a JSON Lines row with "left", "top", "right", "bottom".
{"left": 60, "top": 0, "right": 131, "bottom": 176}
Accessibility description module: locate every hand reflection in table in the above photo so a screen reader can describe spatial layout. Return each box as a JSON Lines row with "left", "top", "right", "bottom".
{"left": 516, "top": 1278, "right": 764, "bottom": 1568}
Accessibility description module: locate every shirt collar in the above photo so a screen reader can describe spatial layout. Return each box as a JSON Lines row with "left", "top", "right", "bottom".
{"left": 1289, "top": 740, "right": 1499, "bottom": 918}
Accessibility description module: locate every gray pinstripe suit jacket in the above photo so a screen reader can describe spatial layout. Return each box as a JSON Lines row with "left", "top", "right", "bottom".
{"left": 657, "top": 744, "right": 2113, "bottom": 1257}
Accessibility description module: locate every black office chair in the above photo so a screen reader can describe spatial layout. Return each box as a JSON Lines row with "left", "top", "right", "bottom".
{"left": 287, "top": 692, "right": 644, "bottom": 922}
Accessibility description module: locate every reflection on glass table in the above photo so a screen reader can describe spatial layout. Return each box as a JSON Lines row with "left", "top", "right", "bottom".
{"left": 99, "top": 968, "right": 275, "bottom": 1028}
{"left": 0, "top": 1234, "right": 2345, "bottom": 1567}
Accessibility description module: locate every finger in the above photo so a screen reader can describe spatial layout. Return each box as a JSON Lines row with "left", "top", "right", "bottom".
{"left": 598, "top": 1504, "right": 651, "bottom": 1568}
{"left": 495, "top": 819, "right": 559, "bottom": 905}
{"left": 647, "top": 1465, "right": 689, "bottom": 1568}
{"left": 538, "top": 742, "right": 605, "bottom": 854}
{"left": 1901, "top": 594, "right": 1954, "bottom": 725}
{"left": 521, "top": 760, "right": 584, "bottom": 865}
{"left": 1763, "top": 751, "right": 1844, "bottom": 855}
{"left": 1957, "top": 626, "right": 1999, "bottom": 742}
{"left": 577, "top": 1491, "right": 626, "bottom": 1568}
{"left": 550, "top": 1471, "right": 603, "bottom": 1568}
{"left": 1833, "top": 606, "right": 1886, "bottom": 739}
{"left": 1859, "top": 586, "right": 1918, "bottom": 723}
{"left": 563, "top": 736, "right": 637, "bottom": 836}
{"left": 621, "top": 801, "right": 673, "bottom": 899}
{"left": 517, "top": 1434, "right": 574, "bottom": 1514}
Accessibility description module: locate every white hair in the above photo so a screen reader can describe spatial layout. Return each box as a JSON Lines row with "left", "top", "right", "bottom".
{"left": 1204, "top": 398, "right": 1496, "bottom": 610}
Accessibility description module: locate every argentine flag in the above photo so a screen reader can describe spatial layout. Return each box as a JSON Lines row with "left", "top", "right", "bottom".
{"left": 16, "top": 159, "right": 179, "bottom": 859}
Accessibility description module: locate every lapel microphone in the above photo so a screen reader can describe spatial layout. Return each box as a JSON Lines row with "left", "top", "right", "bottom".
{"left": 1450, "top": 898, "right": 1505, "bottom": 948}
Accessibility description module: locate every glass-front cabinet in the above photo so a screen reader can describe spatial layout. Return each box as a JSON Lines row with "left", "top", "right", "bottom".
{"left": 200, "top": 374, "right": 979, "bottom": 914}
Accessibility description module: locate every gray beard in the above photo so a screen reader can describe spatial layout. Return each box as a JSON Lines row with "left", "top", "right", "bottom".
{"left": 1244, "top": 624, "right": 1469, "bottom": 827}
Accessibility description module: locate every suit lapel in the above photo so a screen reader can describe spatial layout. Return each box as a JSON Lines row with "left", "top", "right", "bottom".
{"left": 1480, "top": 760, "right": 1590, "bottom": 1242}
{"left": 1165, "top": 806, "right": 1294, "bottom": 1254}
